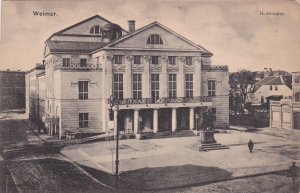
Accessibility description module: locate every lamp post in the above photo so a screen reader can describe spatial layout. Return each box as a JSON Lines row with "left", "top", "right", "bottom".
{"left": 109, "top": 95, "right": 120, "bottom": 188}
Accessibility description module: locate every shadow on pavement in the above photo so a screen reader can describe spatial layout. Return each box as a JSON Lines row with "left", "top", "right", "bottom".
{"left": 81, "top": 164, "right": 232, "bottom": 191}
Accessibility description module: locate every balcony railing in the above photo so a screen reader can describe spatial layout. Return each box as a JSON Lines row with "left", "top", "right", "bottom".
{"left": 55, "top": 63, "right": 101, "bottom": 70}
{"left": 202, "top": 64, "right": 228, "bottom": 72}
{"left": 116, "top": 96, "right": 212, "bottom": 105}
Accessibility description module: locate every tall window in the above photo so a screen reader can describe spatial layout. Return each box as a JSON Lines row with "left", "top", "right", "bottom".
{"left": 90, "top": 26, "right": 101, "bottom": 34}
{"left": 133, "top": 74, "right": 142, "bottom": 99}
{"left": 270, "top": 85, "right": 273, "bottom": 91}
{"left": 295, "top": 77, "right": 300, "bottom": 84}
{"left": 151, "top": 74, "right": 160, "bottom": 100}
{"left": 79, "top": 81, "right": 88, "bottom": 100}
{"left": 186, "top": 56, "right": 193, "bottom": 65}
{"left": 62, "top": 58, "right": 70, "bottom": 67}
{"left": 133, "top": 56, "right": 141, "bottom": 64}
{"left": 113, "top": 74, "right": 123, "bottom": 100}
{"left": 79, "top": 113, "right": 89, "bottom": 128}
{"left": 185, "top": 74, "right": 193, "bottom": 98}
{"left": 114, "top": 55, "right": 123, "bottom": 64}
{"left": 80, "top": 59, "right": 87, "bottom": 67}
{"left": 168, "top": 56, "right": 176, "bottom": 65}
{"left": 208, "top": 79, "right": 216, "bottom": 96}
{"left": 151, "top": 56, "right": 159, "bottom": 65}
{"left": 275, "top": 85, "right": 278, "bottom": 91}
{"left": 169, "top": 74, "right": 177, "bottom": 98}
{"left": 147, "top": 34, "right": 163, "bottom": 44}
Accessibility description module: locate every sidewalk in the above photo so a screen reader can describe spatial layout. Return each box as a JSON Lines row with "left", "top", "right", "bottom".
{"left": 61, "top": 129, "right": 300, "bottom": 190}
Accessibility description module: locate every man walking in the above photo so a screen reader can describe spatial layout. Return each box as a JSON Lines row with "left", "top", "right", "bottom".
{"left": 248, "top": 139, "right": 254, "bottom": 153}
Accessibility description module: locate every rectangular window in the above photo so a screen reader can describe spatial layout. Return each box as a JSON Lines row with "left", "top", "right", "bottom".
{"left": 80, "top": 59, "right": 87, "bottom": 67}
{"left": 270, "top": 85, "right": 273, "bottom": 91}
{"left": 168, "top": 56, "right": 176, "bottom": 65}
{"left": 113, "top": 74, "right": 123, "bottom": 100}
{"left": 186, "top": 56, "right": 193, "bottom": 65}
{"left": 114, "top": 55, "right": 123, "bottom": 64}
{"left": 133, "top": 74, "right": 142, "bottom": 99}
{"left": 168, "top": 74, "right": 177, "bottom": 98}
{"left": 151, "top": 74, "right": 160, "bottom": 101}
{"left": 185, "top": 74, "right": 193, "bottom": 98}
{"left": 208, "top": 80, "right": 216, "bottom": 96}
{"left": 62, "top": 58, "right": 70, "bottom": 67}
{"left": 275, "top": 85, "right": 278, "bottom": 90}
{"left": 79, "top": 81, "right": 88, "bottom": 100}
{"left": 295, "top": 78, "right": 299, "bottom": 84}
{"left": 151, "top": 56, "right": 159, "bottom": 65}
{"left": 79, "top": 113, "right": 89, "bottom": 128}
{"left": 133, "top": 56, "right": 141, "bottom": 64}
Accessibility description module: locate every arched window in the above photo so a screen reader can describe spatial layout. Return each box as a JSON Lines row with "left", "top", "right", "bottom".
{"left": 147, "top": 34, "right": 163, "bottom": 44}
{"left": 90, "top": 26, "right": 101, "bottom": 34}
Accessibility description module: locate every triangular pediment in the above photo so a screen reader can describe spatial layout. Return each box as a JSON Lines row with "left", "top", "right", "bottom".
{"left": 53, "top": 15, "right": 127, "bottom": 36}
{"left": 104, "top": 22, "right": 211, "bottom": 53}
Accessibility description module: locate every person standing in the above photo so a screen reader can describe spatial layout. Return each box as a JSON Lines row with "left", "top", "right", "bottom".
{"left": 248, "top": 139, "right": 254, "bottom": 153}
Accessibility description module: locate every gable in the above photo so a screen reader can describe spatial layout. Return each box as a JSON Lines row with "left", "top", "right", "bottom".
{"left": 108, "top": 24, "right": 207, "bottom": 51}
{"left": 61, "top": 17, "right": 110, "bottom": 35}
{"left": 55, "top": 15, "right": 127, "bottom": 36}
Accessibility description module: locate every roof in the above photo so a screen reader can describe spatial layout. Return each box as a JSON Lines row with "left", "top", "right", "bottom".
{"left": 264, "top": 77, "right": 282, "bottom": 85}
{"left": 93, "top": 21, "right": 212, "bottom": 55}
{"left": 102, "top": 23, "right": 122, "bottom": 31}
{"left": 253, "top": 70, "right": 291, "bottom": 78}
{"left": 46, "top": 41, "right": 107, "bottom": 53}
{"left": 46, "top": 15, "right": 128, "bottom": 41}
{"left": 252, "top": 76, "right": 286, "bottom": 93}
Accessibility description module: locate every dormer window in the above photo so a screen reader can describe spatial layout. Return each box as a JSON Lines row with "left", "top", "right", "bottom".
{"left": 90, "top": 25, "right": 101, "bottom": 34}
{"left": 147, "top": 34, "right": 163, "bottom": 44}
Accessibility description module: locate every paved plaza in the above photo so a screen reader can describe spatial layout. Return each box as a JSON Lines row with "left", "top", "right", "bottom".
{"left": 61, "top": 127, "right": 300, "bottom": 189}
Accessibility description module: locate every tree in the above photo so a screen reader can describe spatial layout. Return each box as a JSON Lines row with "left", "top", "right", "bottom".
{"left": 229, "top": 69, "right": 256, "bottom": 115}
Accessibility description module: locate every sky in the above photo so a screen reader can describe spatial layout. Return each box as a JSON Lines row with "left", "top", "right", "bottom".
{"left": 0, "top": 0, "right": 300, "bottom": 72}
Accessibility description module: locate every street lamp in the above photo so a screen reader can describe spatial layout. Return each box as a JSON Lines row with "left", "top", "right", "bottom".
{"left": 108, "top": 95, "right": 120, "bottom": 188}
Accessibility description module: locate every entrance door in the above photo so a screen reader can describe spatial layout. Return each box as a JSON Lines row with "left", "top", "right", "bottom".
{"left": 158, "top": 109, "right": 171, "bottom": 131}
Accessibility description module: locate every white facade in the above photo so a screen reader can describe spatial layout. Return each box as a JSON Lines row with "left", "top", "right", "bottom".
{"left": 26, "top": 15, "right": 229, "bottom": 138}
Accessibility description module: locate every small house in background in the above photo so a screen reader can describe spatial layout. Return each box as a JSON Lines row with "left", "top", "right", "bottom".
{"left": 270, "top": 72, "right": 300, "bottom": 129}
{"left": 248, "top": 75, "right": 292, "bottom": 105}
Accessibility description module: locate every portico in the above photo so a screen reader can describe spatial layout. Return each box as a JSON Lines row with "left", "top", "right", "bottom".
{"left": 113, "top": 98, "right": 212, "bottom": 134}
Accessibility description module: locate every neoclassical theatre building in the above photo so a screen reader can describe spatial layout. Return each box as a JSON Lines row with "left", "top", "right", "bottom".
{"left": 26, "top": 15, "right": 229, "bottom": 138}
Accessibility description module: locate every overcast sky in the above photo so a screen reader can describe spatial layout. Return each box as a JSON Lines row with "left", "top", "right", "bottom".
{"left": 1, "top": 0, "right": 300, "bottom": 72}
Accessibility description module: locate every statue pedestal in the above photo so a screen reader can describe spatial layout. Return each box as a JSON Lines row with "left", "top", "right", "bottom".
{"left": 200, "top": 130, "right": 217, "bottom": 144}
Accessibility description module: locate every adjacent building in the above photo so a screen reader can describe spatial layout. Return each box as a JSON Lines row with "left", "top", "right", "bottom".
{"left": 0, "top": 70, "right": 25, "bottom": 111}
{"left": 26, "top": 15, "right": 229, "bottom": 138}
{"left": 248, "top": 76, "right": 292, "bottom": 104}
{"left": 270, "top": 72, "right": 300, "bottom": 129}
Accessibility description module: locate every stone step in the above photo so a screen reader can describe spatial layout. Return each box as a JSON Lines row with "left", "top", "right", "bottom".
{"left": 200, "top": 143, "right": 222, "bottom": 147}
{"left": 199, "top": 143, "right": 229, "bottom": 151}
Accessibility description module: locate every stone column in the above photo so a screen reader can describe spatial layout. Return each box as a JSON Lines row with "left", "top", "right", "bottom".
{"left": 178, "top": 57, "right": 185, "bottom": 97}
{"left": 172, "top": 108, "right": 177, "bottom": 132}
{"left": 153, "top": 109, "right": 158, "bottom": 133}
{"left": 134, "top": 109, "right": 139, "bottom": 134}
{"left": 195, "top": 57, "right": 201, "bottom": 97}
{"left": 161, "top": 56, "right": 168, "bottom": 98}
{"left": 189, "top": 107, "right": 195, "bottom": 130}
{"left": 125, "top": 55, "right": 132, "bottom": 98}
{"left": 143, "top": 56, "right": 150, "bottom": 98}
{"left": 106, "top": 54, "right": 113, "bottom": 98}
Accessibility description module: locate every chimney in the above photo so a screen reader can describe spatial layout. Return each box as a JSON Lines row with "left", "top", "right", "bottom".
{"left": 128, "top": 20, "right": 135, "bottom": 33}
